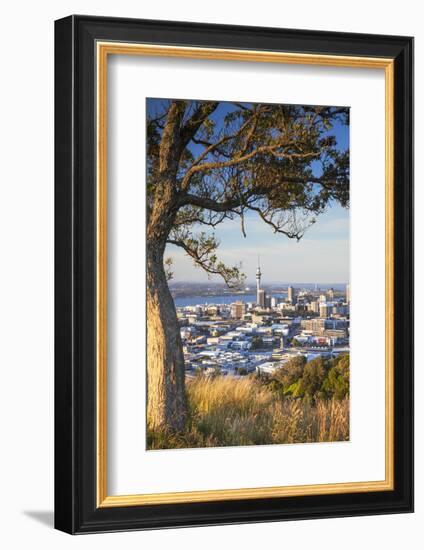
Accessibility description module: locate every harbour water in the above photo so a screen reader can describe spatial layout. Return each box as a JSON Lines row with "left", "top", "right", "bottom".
{"left": 172, "top": 283, "right": 347, "bottom": 307}
{"left": 174, "top": 292, "right": 286, "bottom": 307}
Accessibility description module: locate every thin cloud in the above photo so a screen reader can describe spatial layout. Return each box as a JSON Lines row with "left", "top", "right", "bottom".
{"left": 165, "top": 205, "right": 349, "bottom": 284}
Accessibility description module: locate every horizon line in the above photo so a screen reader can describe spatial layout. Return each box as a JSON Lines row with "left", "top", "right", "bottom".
{"left": 169, "top": 281, "right": 350, "bottom": 286}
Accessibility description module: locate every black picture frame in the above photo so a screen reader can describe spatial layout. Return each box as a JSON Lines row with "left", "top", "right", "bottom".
{"left": 55, "top": 14, "right": 414, "bottom": 534}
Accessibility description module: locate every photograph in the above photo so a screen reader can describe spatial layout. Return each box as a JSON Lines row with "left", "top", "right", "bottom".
{"left": 50, "top": 12, "right": 413, "bottom": 535}
{"left": 146, "top": 98, "right": 351, "bottom": 450}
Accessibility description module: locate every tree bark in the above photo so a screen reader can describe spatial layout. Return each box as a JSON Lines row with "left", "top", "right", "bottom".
{"left": 145, "top": 101, "right": 193, "bottom": 432}
{"left": 146, "top": 239, "right": 186, "bottom": 432}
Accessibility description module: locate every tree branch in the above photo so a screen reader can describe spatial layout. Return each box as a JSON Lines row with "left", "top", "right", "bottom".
{"left": 187, "top": 113, "right": 258, "bottom": 173}
{"left": 248, "top": 205, "right": 312, "bottom": 240}
{"left": 178, "top": 170, "right": 345, "bottom": 213}
{"left": 179, "top": 102, "right": 219, "bottom": 147}
{"left": 166, "top": 232, "right": 245, "bottom": 288}
{"left": 180, "top": 139, "right": 326, "bottom": 190}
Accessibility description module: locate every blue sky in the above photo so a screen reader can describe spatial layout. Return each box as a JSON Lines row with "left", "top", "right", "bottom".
{"left": 166, "top": 204, "right": 349, "bottom": 284}
{"left": 148, "top": 99, "right": 349, "bottom": 285}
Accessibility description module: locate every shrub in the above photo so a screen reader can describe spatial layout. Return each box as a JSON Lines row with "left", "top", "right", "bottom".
{"left": 235, "top": 367, "right": 248, "bottom": 376}
{"left": 272, "top": 355, "right": 307, "bottom": 394}
{"left": 321, "top": 354, "right": 350, "bottom": 399}
{"left": 296, "top": 356, "right": 329, "bottom": 398}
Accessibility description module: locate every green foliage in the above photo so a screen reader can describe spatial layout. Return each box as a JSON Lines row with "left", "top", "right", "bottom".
{"left": 292, "top": 340, "right": 308, "bottom": 348}
{"left": 269, "top": 354, "right": 349, "bottom": 401}
{"left": 296, "top": 356, "right": 328, "bottom": 398}
{"left": 321, "top": 354, "right": 350, "bottom": 399}
{"left": 235, "top": 367, "right": 248, "bottom": 376}
{"left": 164, "top": 257, "right": 173, "bottom": 281}
{"left": 273, "top": 356, "right": 306, "bottom": 389}
{"left": 167, "top": 228, "right": 245, "bottom": 288}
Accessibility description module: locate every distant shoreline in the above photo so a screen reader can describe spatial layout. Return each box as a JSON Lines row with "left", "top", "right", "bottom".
{"left": 171, "top": 283, "right": 347, "bottom": 306}
{"left": 173, "top": 292, "right": 287, "bottom": 307}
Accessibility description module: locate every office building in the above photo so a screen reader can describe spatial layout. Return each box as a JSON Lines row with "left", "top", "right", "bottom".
{"left": 257, "top": 289, "right": 266, "bottom": 308}
{"left": 287, "top": 285, "right": 294, "bottom": 304}
{"left": 230, "top": 301, "right": 245, "bottom": 319}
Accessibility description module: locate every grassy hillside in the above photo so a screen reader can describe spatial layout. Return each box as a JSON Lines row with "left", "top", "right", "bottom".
{"left": 147, "top": 371, "right": 349, "bottom": 450}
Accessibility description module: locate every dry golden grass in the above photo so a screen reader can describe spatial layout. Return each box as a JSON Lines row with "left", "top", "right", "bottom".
{"left": 147, "top": 375, "right": 349, "bottom": 450}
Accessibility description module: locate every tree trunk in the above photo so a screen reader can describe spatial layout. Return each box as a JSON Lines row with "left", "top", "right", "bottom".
{"left": 146, "top": 101, "right": 188, "bottom": 432}
{"left": 146, "top": 241, "right": 186, "bottom": 432}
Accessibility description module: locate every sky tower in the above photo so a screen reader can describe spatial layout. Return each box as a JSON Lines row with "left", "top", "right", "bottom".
{"left": 256, "top": 256, "right": 262, "bottom": 304}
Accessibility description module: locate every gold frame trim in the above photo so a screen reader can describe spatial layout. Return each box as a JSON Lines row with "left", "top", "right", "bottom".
{"left": 96, "top": 42, "right": 395, "bottom": 508}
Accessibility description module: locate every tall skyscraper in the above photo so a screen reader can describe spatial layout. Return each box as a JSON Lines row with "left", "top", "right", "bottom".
{"left": 287, "top": 285, "right": 294, "bottom": 304}
{"left": 257, "top": 289, "right": 266, "bottom": 308}
{"left": 265, "top": 294, "right": 272, "bottom": 309}
{"left": 346, "top": 283, "right": 350, "bottom": 304}
{"left": 320, "top": 302, "right": 330, "bottom": 318}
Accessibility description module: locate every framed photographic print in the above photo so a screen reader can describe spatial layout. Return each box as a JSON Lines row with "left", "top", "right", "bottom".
{"left": 54, "top": 15, "right": 413, "bottom": 534}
